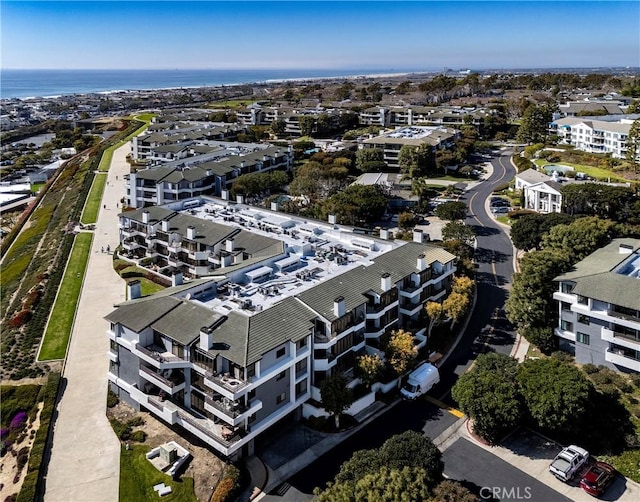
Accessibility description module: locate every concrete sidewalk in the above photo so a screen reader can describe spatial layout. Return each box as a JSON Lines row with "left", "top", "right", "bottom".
{"left": 44, "top": 145, "right": 130, "bottom": 501}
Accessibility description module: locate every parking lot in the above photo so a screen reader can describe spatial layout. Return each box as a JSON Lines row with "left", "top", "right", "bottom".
{"left": 468, "top": 428, "right": 639, "bottom": 501}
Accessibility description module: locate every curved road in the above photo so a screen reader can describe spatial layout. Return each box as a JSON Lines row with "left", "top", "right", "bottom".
{"left": 435, "top": 147, "right": 517, "bottom": 403}
{"left": 260, "top": 148, "right": 519, "bottom": 499}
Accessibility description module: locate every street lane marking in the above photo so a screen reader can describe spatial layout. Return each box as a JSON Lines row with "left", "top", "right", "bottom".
{"left": 424, "top": 396, "right": 465, "bottom": 418}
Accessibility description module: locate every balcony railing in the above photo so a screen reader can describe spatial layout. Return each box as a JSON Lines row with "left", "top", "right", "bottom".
{"left": 134, "top": 343, "right": 184, "bottom": 365}
{"left": 205, "top": 395, "right": 247, "bottom": 418}
{"left": 139, "top": 364, "right": 184, "bottom": 389}
{"left": 204, "top": 372, "right": 250, "bottom": 393}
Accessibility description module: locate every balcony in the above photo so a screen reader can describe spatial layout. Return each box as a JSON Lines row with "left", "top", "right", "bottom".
{"left": 204, "top": 395, "right": 263, "bottom": 426}
{"left": 139, "top": 365, "right": 185, "bottom": 394}
{"left": 134, "top": 343, "right": 186, "bottom": 369}
{"left": 607, "top": 309, "right": 640, "bottom": 323}
{"left": 554, "top": 327, "right": 576, "bottom": 342}
{"left": 602, "top": 327, "right": 640, "bottom": 350}
{"left": 605, "top": 348, "right": 640, "bottom": 372}
{"left": 204, "top": 372, "right": 250, "bottom": 396}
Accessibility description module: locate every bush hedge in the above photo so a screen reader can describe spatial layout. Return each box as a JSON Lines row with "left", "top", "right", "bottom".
{"left": 17, "top": 372, "right": 61, "bottom": 502}
{"left": 513, "top": 155, "right": 535, "bottom": 173}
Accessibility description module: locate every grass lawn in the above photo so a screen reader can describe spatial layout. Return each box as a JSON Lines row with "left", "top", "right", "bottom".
{"left": 81, "top": 173, "right": 107, "bottom": 224}
{"left": 98, "top": 122, "right": 150, "bottom": 172}
{"left": 207, "top": 99, "right": 250, "bottom": 109}
{"left": 534, "top": 159, "right": 629, "bottom": 182}
{"left": 495, "top": 215, "right": 511, "bottom": 226}
{"left": 120, "top": 445, "right": 196, "bottom": 502}
{"left": 38, "top": 232, "right": 93, "bottom": 361}
{"left": 138, "top": 278, "right": 166, "bottom": 297}
{"left": 31, "top": 183, "right": 46, "bottom": 193}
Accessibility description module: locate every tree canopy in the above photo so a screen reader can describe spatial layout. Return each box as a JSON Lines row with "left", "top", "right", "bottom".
{"left": 320, "top": 374, "right": 354, "bottom": 428}
{"left": 452, "top": 353, "right": 523, "bottom": 444}
{"left": 516, "top": 103, "right": 555, "bottom": 144}
{"left": 385, "top": 329, "right": 418, "bottom": 376}
{"left": 324, "top": 184, "right": 388, "bottom": 226}
{"left": 356, "top": 147, "right": 386, "bottom": 173}
{"left": 517, "top": 358, "right": 593, "bottom": 434}
{"left": 510, "top": 213, "right": 576, "bottom": 251}
{"left": 561, "top": 183, "right": 637, "bottom": 221}
{"left": 435, "top": 201, "right": 467, "bottom": 222}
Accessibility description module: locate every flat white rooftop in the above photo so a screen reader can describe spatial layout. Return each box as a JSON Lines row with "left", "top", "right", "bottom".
{"left": 182, "top": 198, "right": 402, "bottom": 316}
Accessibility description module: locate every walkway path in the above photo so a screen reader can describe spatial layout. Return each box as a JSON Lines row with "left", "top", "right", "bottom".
{"left": 45, "top": 144, "right": 130, "bottom": 501}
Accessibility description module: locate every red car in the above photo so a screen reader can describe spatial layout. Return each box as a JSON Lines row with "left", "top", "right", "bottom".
{"left": 580, "top": 461, "right": 616, "bottom": 497}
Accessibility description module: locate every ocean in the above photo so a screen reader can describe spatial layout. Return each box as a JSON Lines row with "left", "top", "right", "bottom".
{"left": 0, "top": 68, "right": 419, "bottom": 100}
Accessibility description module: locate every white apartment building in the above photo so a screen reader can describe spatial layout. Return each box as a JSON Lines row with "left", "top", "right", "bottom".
{"left": 107, "top": 197, "right": 456, "bottom": 459}
{"left": 551, "top": 116, "right": 639, "bottom": 160}
{"left": 553, "top": 239, "right": 640, "bottom": 372}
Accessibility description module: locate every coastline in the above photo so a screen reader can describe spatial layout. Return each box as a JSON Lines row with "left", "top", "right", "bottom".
{"left": 0, "top": 68, "right": 430, "bottom": 101}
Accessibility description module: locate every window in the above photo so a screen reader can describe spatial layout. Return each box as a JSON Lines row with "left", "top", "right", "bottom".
{"left": 577, "top": 295, "right": 588, "bottom": 306}
{"left": 277, "top": 371, "right": 286, "bottom": 381}
{"left": 110, "top": 339, "right": 118, "bottom": 351}
{"left": 276, "top": 347, "right": 286, "bottom": 359}
{"left": 561, "top": 320, "right": 574, "bottom": 332}
{"left": 295, "top": 379, "right": 308, "bottom": 398}
{"left": 296, "top": 337, "right": 308, "bottom": 350}
{"left": 561, "top": 302, "right": 571, "bottom": 311}
{"left": 577, "top": 314, "right": 590, "bottom": 325}
{"left": 276, "top": 392, "right": 286, "bottom": 404}
{"left": 577, "top": 332, "right": 590, "bottom": 345}
{"left": 561, "top": 283, "right": 573, "bottom": 294}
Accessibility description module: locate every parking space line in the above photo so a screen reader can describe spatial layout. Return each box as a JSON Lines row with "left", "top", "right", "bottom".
{"left": 424, "top": 396, "right": 465, "bottom": 418}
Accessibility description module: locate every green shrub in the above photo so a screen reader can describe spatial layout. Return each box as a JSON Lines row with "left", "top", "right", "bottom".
{"left": 127, "top": 416, "right": 144, "bottom": 427}
{"left": 582, "top": 363, "right": 599, "bottom": 374}
{"left": 130, "top": 430, "right": 147, "bottom": 443}
{"left": 632, "top": 373, "right": 640, "bottom": 389}
{"left": 107, "top": 389, "right": 119, "bottom": 408}
{"left": 120, "top": 268, "right": 144, "bottom": 279}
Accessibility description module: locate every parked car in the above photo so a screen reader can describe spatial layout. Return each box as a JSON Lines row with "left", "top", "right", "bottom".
{"left": 490, "top": 197, "right": 510, "bottom": 207}
{"left": 550, "top": 445, "right": 589, "bottom": 482}
{"left": 580, "top": 461, "right": 616, "bottom": 497}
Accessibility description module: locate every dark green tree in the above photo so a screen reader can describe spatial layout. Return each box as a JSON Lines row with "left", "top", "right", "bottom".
{"left": 324, "top": 184, "right": 388, "bottom": 225}
{"left": 442, "top": 221, "right": 475, "bottom": 247}
{"left": 356, "top": 147, "right": 386, "bottom": 172}
{"left": 435, "top": 201, "right": 467, "bottom": 221}
{"left": 516, "top": 103, "right": 555, "bottom": 144}
{"left": 398, "top": 143, "right": 434, "bottom": 178}
{"left": 452, "top": 353, "right": 523, "bottom": 444}
{"left": 541, "top": 216, "right": 616, "bottom": 262}
{"left": 626, "top": 119, "right": 640, "bottom": 173}
{"left": 319, "top": 374, "right": 354, "bottom": 428}
{"left": 270, "top": 118, "right": 286, "bottom": 137}
{"left": 517, "top": 358, "right": 592, "bottom": 434}
{"left": 298, "top": 116, "right": 316, "bottom": 137}
{"left": 505, "top": 249, "right": 572, "bottom": 334}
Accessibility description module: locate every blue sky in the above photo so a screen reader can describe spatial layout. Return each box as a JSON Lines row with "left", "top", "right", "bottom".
{"left": 1, "top": 1, "right": 638, "bottom": 70}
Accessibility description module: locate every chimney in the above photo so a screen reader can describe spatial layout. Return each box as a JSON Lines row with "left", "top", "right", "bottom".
{"left": 199, "top": 326, "right": 214, "bottom": 350}
{"left": 328, "top": 214, "right": 337, "bottom": 224}
{"left": 187, "top": 226, "right": 196, "bottom": 240}
{"left": 413, "top": 228, "right": 424, "bottom": 243}
{"left": 221, "top": 189, "right": 229, "bottom": 200}
{"left": 417, "top": 253, "right": 427, "bottom": 271}
{"left": 236, "top": 194, "right": 244, "bottom": 204}
{"left": 240, "top": 161, "right": 246, "bottom": 168}
{"left": 226, "top": 239, "right": 235, "bottom": 252}
{"left": 161, "top": 220, "right": 169, "bottom": 232}
{"left": 172, "top": 272, "right": 183, "bottom": 287}
{"left": 127, "top": 280, "right": 141, "bottom": 300}
{"left": 381, "top": 272, "right": 392, "bottom": 292}
{"left": 271, "top": 201, "right": 279, "bottom": 212}
{"left": 333, "top": 297, "right": 346, "bottom": 318}
{"left": 142, "top": 210, "right": 150, "bottom": 224}
{"left": 379, "top": 228, "right": 389, "bottom": 240}
{"left": 206, "top": 169, "right": 212, "bottom": 176}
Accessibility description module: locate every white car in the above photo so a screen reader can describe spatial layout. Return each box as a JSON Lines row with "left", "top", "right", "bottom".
{"left": 549, "top": 445, "right": 589, "bottom": 482}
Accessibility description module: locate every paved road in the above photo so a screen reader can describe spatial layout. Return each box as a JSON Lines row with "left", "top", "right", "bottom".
{"left": 435, "top": 149, "right": 517, "bottom": 404}
{"left": 259, "top": 149, "right": 520, "bottom": 499}
{"left": 443, "top": 437, "right": 571, "bottom": 502}
{"left": 261, "top": 399, "right": 460, "bottom": 500}
{"left": 44, "top": 145, "right": 129, "bottom": 501}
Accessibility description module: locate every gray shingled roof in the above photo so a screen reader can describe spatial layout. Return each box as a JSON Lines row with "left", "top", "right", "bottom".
{"left": 297, "top": 242, "right": 456, "bottom": 321}
{"left": 517, "top": 168, "right": 551, "bottom": 184}
{"left": 104, "top": 296, "right": 182, "bottom": 333}
{"left": 555, "top": 239, "right": 640, "bottom": 310}
{"left": 151, "top": 301, "right": 220, "bottom": 346}
{"left": 204, "top": 297, "right": 314, "bottom": 366}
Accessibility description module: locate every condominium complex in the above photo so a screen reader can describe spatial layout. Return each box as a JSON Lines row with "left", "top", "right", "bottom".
{"left": 550, "top": 115, "right": 639, "bottom": 160}
{"left": 359, "top": 126, "right": 457, "bottom": 169}
{"left": 553, "top": 239, "right": 640, "bottom": 372}
{"left": 107, "top": 197, "right": 456, "bottom": 459}
{"left": 359, "top": 105, "right": 494, "bottom": 129}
